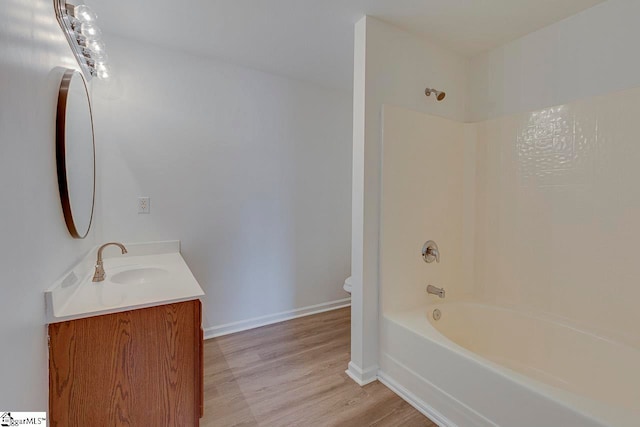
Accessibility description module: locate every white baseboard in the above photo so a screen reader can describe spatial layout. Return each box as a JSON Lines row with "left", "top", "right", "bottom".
{"left": 377, "top": 371, "right": 454, "bottom": 427}
{"left": 204, "top": 298, "right": 351, "bottom": 339}
{"left": 345, "top": 361, "right": 379, "bottom": 386}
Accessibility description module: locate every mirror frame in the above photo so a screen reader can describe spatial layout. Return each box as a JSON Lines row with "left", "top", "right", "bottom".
{"left": 56, "top": 68, "right": 96, "bottom": 239}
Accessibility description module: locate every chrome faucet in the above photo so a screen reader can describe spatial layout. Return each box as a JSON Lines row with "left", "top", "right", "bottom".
{"left": 92, "top": 242, "right": 128, "bottom": 282}
{"left": 427, "top": 285, "right": 445, "bottom": 298}
{"left": 422, "top": 240, "right": 440, "bottom": 263}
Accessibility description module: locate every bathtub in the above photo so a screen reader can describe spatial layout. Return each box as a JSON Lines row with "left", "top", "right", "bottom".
{"left": 379, "top": 302, "right": 640, "bottom": 427}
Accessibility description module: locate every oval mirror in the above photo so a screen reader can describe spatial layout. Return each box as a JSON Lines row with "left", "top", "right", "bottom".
{"left": 56, "top": 69, "right": 95, "bottom": 239}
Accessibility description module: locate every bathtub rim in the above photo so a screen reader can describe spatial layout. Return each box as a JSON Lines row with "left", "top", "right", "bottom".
{"left": 425, "top": 299, "right": 640, "bottom": 351}
{"left": 383, "top": 302, "right": 636, "bottom": 427}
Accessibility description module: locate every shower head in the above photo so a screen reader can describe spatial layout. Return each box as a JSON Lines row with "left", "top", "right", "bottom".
{"left": 425, "top": 88, "right": 446, "bottom": 101}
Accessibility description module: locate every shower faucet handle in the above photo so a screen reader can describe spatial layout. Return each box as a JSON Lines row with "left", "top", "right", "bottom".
{"left": 422, "top": 240, "right": 440, "bottom": 263}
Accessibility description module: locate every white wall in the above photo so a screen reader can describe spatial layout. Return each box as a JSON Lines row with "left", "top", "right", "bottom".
{"left": 92, "top": 36, "right": 352, "bottom": 333}
{"left": 473, "top": 86, "right": 640, "bottom": 348}
{"left": 350, "top": 16, "right": 469, "bottom": 383}
{"left": 470, "top": 0, "right": 640, "bottom": 121}
{"left": 465, "top": 0, "right": 640, "bottom": 346}
{"left": 380, "top": 105, "right": 473, "bottom": 314}
{"left": 0, "top": 0, "right": 99, "bottom": 410}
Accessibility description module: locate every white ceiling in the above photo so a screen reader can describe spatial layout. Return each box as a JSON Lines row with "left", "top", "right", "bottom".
{"left": 90, "top": 0, "right": 605, "bottom": 91}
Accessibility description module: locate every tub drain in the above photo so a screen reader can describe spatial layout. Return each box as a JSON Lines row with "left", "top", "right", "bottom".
{"left": 432, "top": 309, "right": 441, "bottom": 321}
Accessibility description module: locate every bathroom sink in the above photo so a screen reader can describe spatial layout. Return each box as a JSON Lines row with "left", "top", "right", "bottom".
{"left": 110, "top": 267, "right": 170, "bottom": 285}
{"left": 45, "top": 241, "right": 205, "bottom": 323}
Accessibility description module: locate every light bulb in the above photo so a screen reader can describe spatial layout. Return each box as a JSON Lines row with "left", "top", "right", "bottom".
{"left": 89, "top": 51, "right": 109, "bottom": 62}
{"left": 95, "top": 63, "right": 111, "bottom": 80}
{"left": 86, "top": 39, "right": 107, "bottom": 60}
{"left": 73, "top": 5, "right": 97, "bottom": 23}
{"left": 78, "top": 22, "right": 101, "bottom": 41}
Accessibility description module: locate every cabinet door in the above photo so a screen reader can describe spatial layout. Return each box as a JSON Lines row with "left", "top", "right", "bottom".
{"left": 49, "top": 300, "right": 202, "bottom": 427}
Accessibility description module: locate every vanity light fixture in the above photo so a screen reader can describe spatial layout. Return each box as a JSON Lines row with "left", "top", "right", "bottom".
{"left": 54, "top": 0, "right": 110, "bottom": 80}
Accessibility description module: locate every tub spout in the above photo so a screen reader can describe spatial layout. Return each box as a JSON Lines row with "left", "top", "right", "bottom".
{"left": 427, "top": 285, "right": 445, "bottom": 298}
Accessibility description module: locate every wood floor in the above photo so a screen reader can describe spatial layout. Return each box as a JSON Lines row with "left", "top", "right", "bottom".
{"left": 201, "top": 307, "right": 436, "bottom": 427}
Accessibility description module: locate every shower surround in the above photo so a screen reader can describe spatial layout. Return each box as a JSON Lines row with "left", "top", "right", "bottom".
{"left": 377, "top": 86, "right": 640, "bottom": 426}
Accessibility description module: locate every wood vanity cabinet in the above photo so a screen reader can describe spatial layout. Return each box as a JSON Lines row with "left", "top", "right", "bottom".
{"left": 48, "top": 300, "right": 204, "bottom": 426}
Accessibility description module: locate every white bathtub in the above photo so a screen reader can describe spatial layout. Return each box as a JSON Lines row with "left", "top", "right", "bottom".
{"left": 379, "top": 302, "right": 640, "bottom": 427}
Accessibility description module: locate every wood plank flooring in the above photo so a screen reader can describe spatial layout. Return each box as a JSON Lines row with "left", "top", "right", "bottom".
{"left": 201, "top": 307, "right": 436, "bottom": 427}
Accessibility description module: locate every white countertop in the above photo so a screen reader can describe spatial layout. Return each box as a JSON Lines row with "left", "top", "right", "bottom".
{"left": 45, "top": 241, "right": 205, "bottom": 323}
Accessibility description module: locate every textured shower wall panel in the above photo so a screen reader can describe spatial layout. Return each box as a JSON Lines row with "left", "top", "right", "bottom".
{"left": 474, "top": 86, "right": 640, "bottom": 347}
{"left": 380, "top": 105, "right": 472, "bottom": 314}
